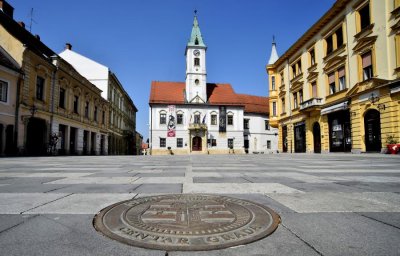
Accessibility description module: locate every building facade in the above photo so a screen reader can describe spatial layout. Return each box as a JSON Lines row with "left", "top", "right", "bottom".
{"left": 267, "top": 0, "right": 400, "bottom": 153}
{"left": 0, "top": 0, "right": 109, "bottom": 155}
{"left": 149, "top": 14, "right": 277, "bottom": 155}
{"left": 59, "top": 46, "right": 138, "bottom": 155}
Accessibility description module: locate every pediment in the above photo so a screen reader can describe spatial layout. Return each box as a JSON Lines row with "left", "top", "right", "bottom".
{"left": 323, "top": 55, "right": 346, "bottom": 73}
{"left": 347, "top": 78, "right": 389, "bottom": 98}
{"left": 353, "top": 36, "right": 377, "bottom": 55}
{"left": 307, "top": 71, "right": 319, "bottom": 82}
{"left": 189, "top": 95, "right": 206, "bottom": 104}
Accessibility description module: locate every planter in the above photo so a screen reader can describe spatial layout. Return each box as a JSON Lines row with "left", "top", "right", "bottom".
{"left": 387, "top": 144, "right": 400, "bottom": 154}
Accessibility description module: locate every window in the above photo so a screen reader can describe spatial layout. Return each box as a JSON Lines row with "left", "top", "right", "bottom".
{"left": 281, "top": 98, "right": 285, "bottom": 113}
{"left": 160, "top": 138, "right": 166, "bottom": 148}
{"left": 160, "top": 113, "right": 166, "bottom": 124}
{"left": 94, "top": 106, "right": 98, "bottom": 122}
{"left": 0, "top": 80, "right": 8, "bottom": 102}
{"left": 299, "top": 90, "right": 303, "bottom": 103}
{"left": 291, "top": 60, "right": 302, "bottom": 78}
{"left": 326, "top": 34, "right": 333, "bottom": 55}
{"left": 338, "top": 67, "right": 346, "bottom": 90}
{"left": 267, "top": 140, "right": 271, "bottom": 149}
{"left": 195, "top": 79, "right": 199, "bottom": 85}
{"left": 362, "top": 51, "right": 373, "bottom": 80}
{"left": 293, "top": 92, "right": 298, "bottom": 109}
{"left": 244, "top": 119, "right": 249, "bottom": 129}
{"left": 265, "top": 120, "right": 270, "bottom": 130}
{"left": 85, "top": 101, "right": 89, "bottom": 118}
{"left": 328, "top": 72, "right": 336, "bottom": 94}
{"left": 102, "top": 111, "right": 105, "bottom": 125}
{"left": 227, "top": 115, "right": 233, "bottom": 125}
{"left": 211, "top": 114, "right": 217, "bottom": 125}
{"left": 208, "top": 139, "right": 217, "bottom": 147}
{"left": 325, "top": 25, "right": 344, "bottom": 56}
{"left": 73, "top": 95, "right": 79, "bottom": 114}
{"left": 36, "top": 76, "right": 45, "bottom": 101}
{"left": 280, "top": 72, "right": 284, "bottom": 85}
{"left": 309, "top": 48, "right": 316, "bottom": 66}
{"left": 228, "top": 139, "right": 234, "bottom": 149}
{"left": 194, "top": 58, "right": 200, "bottom": 66}
{"left": 177, "top": 113, "right": 183, "bottom": 125}
{"left": 312, "top": 82, "right": 318, "bottom": 98}
{"left": 272, "top": 102, "right": 277, "bottom": 116}
{"left": 359, "top": 3, "right": 370, "bottom": 31}
{"left": 177, "top": 138, "right": 183, "bottom": 148}
{"left": 59, "top": 88, "right": 65, "bottom": 108}
{"left": 336, "top": 27, "right": 343, "bottom": 48}
{"left": 194, "top": 114, "right": 200, "bottom": 124}
{"left": 271, "top": 76, "right": 275, "bottom": 90}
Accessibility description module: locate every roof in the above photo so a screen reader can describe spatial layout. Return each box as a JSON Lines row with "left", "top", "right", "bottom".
{"left": 187, "top": 14, "right": 206, "bottom": 48}
{"left": 237, "top": 94, "right": 269, "bottom": 115}
{"left": 268, "top": 39, "right": 279, "bottom": 65}
{"left": 0, "top": 10, "right": 56, "bottom": 59}
{"left": 0, "top": 45, "right": 20, "bottom": 72}
{"left": 149, "top": 82, "right": 268, "bottom": 112}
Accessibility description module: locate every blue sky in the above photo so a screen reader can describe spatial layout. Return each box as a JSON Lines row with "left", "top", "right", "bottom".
{"left": 10, "top": 0, "right": 335, "bottom": 140}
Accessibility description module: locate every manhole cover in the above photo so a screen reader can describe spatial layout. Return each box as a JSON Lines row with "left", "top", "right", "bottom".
{"left": 93, "top": 194, "right": 280, "bottom": 251}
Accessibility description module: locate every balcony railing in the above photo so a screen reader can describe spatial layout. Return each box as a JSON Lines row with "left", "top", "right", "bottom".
{"left": 188, "top": 123, "right": 208, "bottom": 130}
{"left": 299, "top": 98, "right": 323, "bottom": 111}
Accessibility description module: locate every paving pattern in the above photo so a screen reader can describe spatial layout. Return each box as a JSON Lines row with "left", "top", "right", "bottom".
{"left": 0, "top": 154, "right": 399, "bottom": 255}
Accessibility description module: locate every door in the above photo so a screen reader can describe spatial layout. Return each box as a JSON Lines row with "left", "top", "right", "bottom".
{"left": 244, "top": 139, "right": 249, "bottom": 154}
{"left": 364, "top": 109, "right": 381, "bottom": 152}
{"left": 70, "top": 127, "right": 76, "bottom": 154}
{"left": 26, "top": 118, "right": 46, "bottom": 155}
{"left": 313, "top": 122, "right": 321, "bottom": 153}
{"left": 294, "top": 124, "right": 306, "bottom": 153}
{"left": 282, "top": 126, "right": 288, "bottom": 152}
{"left": 192, "top": 136, "right": 202, "bottom": 151}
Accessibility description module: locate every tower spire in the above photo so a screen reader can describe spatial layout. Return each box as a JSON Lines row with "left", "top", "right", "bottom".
{"left": 268, "top": 36, "right": 279, "bottom": 65}
{"left": 187, "top": 11, "right": 206, "bottom": 48}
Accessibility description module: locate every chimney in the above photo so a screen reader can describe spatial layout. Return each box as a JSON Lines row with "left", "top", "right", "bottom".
{"left": 0, "top": 0, "right": 14, "bottom": 18}
{"left": 65, "top": 43, "right": 72, "bottom": 50}
{"left": 35, "top": 35, "right": 40, "bottom": 41}
{"left": 18, "top": 21, "right": 25, "bottom": 28}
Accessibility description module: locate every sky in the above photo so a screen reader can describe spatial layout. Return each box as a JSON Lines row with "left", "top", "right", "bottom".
{"left": 9, "top": 0, "right": 336, "bottom": 140}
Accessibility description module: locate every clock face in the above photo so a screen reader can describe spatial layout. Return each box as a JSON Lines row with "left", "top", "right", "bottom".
{"left": 193, "top": 50, "right": 200, "bottom": 56}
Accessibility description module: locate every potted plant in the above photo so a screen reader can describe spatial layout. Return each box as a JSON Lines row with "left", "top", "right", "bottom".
{"left": 386, "top": 135, "right": 399, "bottom": 154}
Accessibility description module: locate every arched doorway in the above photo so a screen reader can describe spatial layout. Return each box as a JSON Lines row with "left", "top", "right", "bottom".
{"left": 26, "top": 118, "right": 47, "bottom": 155}
{"left": 192, "top": 136, "right": 202, "bottom": 151}
{"left": 364, "top": 109, "right": 381, "bottom": 152}
{"left": 313, "top": 122, "right": 321, "bottom": 153}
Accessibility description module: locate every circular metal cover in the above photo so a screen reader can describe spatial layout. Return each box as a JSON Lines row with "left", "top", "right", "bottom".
{"left": 93, "top": 194, "right": 280, "bottom": 251}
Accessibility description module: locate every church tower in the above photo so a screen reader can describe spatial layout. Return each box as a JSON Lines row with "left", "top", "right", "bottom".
{"left": 185, "top": 11, "right": 207, "bottom": 103}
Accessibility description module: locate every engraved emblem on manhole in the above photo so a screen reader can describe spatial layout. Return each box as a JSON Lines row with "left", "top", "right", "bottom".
{"left": 93, "top": 194, "right": 280, "bottom": 251}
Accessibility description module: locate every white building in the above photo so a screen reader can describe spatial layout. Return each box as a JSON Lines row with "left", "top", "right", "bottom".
{"left": 149, "top": 14, "right": 278, "bottom": 155}
{"left": 60, "top": 45, "right": 138, "bottom": 155}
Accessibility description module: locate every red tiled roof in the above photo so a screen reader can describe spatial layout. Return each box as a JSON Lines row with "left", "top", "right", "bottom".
{"left": 237, "top": 94, "right": 269, "bottom": 115}
{"left": 149, "top": 81, "right": 242, "bottom": 106}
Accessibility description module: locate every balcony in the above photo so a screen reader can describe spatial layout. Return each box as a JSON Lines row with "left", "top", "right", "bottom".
{"left": 188, "top": 123, "right": 208, "bottom": 130}
{"left": 299, "top": 98, "right": 323, "bottom": 112}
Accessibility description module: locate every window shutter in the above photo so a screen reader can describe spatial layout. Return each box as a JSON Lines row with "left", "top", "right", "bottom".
{"left": 328, "top": 73, "right": 335, "bottom": 84}
{"left": 338, "top": 67, "right": 345, "bottom": 78}
{"left": 362, "top": 52, "right": 372, "bottom": 68}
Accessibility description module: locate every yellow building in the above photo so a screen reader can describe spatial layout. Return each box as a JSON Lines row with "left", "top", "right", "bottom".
{"left": 267, "top": 0, "right": 400, "bottom": 153}
{"left": 0, "top": 0, "right": 109, "bottom": 155}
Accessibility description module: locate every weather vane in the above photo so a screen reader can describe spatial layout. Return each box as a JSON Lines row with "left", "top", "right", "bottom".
{"left": 194, "top": 9, "right": 197, "bottom": 15}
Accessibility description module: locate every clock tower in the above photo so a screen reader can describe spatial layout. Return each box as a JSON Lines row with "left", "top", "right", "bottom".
{"left": 185, "top": 12, "right": 207, "bottom": 103}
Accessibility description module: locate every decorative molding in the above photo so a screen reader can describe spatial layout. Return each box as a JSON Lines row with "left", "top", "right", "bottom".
{"left": 352, "top": 35, "right": 377, "bottom": 55}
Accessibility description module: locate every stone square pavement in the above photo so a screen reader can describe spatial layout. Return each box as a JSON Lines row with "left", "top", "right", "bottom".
{"left": 0, "top": 154, "right": 399, "bottom": 256}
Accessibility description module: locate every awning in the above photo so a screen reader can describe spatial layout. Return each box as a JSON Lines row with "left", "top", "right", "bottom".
{"left": 321, "top": 101, "right": 348, "bottom": 115}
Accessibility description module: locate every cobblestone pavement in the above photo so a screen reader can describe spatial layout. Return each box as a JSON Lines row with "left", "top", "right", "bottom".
{"left": 0, "top": 154, "right": 399, "bottom": 256}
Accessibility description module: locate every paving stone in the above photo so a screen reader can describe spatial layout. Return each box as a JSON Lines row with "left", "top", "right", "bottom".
{"left": 0, "top": 193, "right": 70, "bottom": 214}
{"left": 0, "top": 184, "right": 70, "bottom": 193}
{"left": 131, "top": 184, "right": 182, "bottom": 193}
{"left": 0, "top": 214, "right": 164, "bottom": 256}
{"left": 193, "top": 177, "right": 250, "bottom": 183}
{"left": 0, "top": 177, "right": 63, "bottom": 185}
{"left": 281, "top": 212, "right": 400, "bottom": 256}
{"left": 183, "top": 183, "right": 304, "bottom": 194}
{"left": 336, "top": 181, "right": 400, "bottom": 192}
{"left": 25, "top": 193, "right": 135, "bottom": 214}
{"left": 0, "top": 214, "right": 35, "bottom": 233}
{"left": 358, "top": 212, "right": 400, "bottom": 229}
{"left": 47, "top": 184, "right": 140, "bottom": 193}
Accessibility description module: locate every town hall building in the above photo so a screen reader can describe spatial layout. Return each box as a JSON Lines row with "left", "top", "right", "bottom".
{"left": 149, "top": 14, "right": 278, "bottom": 155}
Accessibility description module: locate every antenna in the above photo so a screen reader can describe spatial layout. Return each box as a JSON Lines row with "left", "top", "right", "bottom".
{"left": 28, "top": 8, "right": 37, "bottom": 33}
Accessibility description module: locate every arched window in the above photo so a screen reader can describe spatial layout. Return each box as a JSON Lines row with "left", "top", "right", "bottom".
{"left": 194, "top": 58, "right": 200, "bottom": 66}
{"left": 227, "top": 112, "right": 234, "bottom": 125}
{"left": 159, "top": 111, "right": 167, "bottom": 124}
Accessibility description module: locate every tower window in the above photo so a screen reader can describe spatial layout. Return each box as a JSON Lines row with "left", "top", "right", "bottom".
{"left": 195, "top": 79, "right": 199, "bottom": 85}
{"left": 195, "top": 38, "right": 199, "bottom": 45}
{"left": 194, "top": 58, "right": 200, "bottom": 66}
